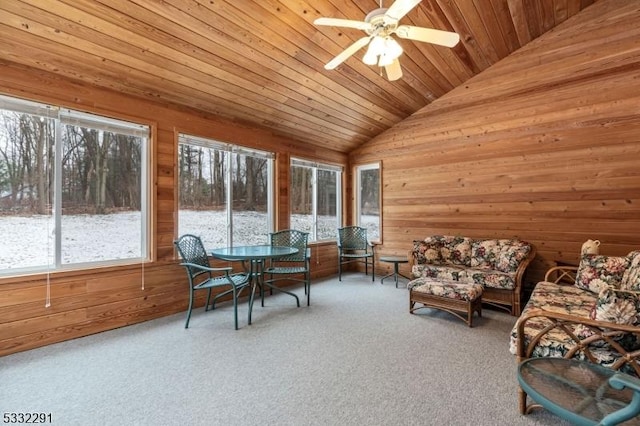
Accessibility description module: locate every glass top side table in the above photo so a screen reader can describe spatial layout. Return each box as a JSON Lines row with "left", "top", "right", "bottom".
{"left": 518, "top": 357, "right": 640, "bottom": 425}
{"left": 379, "top": 255, "right": 410, "bottom": 288}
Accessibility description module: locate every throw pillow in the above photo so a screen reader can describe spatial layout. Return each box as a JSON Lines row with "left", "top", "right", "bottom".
{"left": 590, "top": 286, "right": 640, "bottom": 326}
{"left": 621, "top": 250, "right": 640, "bottom": 291}
{"left": 575, "top": 254, "right": 628, "bottom": 294}
{"left": 436, "top": 235, "right": 472, "bottom": 266}
{"left": 413, "top": 239, "right": 443, "bottom": 265}
{"left": 470, "top": 239, "right": 499, "bottom": 270}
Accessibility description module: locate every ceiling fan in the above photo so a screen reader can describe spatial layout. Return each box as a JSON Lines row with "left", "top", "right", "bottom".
{"left": 314, "top": 0, "right": 460, "bottom": 81}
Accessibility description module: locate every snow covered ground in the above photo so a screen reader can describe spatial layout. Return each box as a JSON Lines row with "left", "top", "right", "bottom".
{"left": 1, "top": 211, "right": 379, "bottom": 271}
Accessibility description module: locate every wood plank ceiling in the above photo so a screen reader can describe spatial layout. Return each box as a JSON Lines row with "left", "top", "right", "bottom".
{"left": 0, "top": 0, "right": 598, "bottom": 154}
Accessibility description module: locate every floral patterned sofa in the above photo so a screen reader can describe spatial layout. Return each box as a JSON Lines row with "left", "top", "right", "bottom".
{"left": 408, "top": 235, "right": 535, "bottom": 315}
{"left": 510, "top": 249, "right": 640, "bottom": 413}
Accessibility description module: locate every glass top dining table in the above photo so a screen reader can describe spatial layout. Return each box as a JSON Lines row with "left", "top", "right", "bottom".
{"left": 210, "top": 245, "right": 300, "bottom": 325}
{"left": 210, "top": 245, "right": 298, "bottom": 261}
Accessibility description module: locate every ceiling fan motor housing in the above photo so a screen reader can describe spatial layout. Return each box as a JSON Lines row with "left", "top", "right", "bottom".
{"left": 364, "top": 8, "right": 398, "bottom": 36}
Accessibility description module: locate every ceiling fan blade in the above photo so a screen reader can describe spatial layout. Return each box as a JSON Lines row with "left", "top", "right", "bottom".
{"left": 384, "top": 58, "right": 403, "bottom": 81}
{"left": 384, "top": 0, "right": 422, "bottom": 24}
{"left": 395, "top": 25, "right": 460, "bottom": 47}
{"left": 314, "top": 17, "right": 373, "bottom": 31}
{"left": 324, "top": 36, "right": 372, "bottom": 70}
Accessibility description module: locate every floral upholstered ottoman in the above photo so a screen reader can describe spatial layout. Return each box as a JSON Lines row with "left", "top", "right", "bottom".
{"left": 408, "top": 278, "right": 483, "bottom": 327}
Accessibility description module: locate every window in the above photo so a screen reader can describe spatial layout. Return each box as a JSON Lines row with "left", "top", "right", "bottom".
{"left": 0, "top": 95, "right": 149, "bottom": 275}
{"left": 290, "top": 158, "right": 342, "bottom": 242}
{"left": 355, "top": 162, "right": 381, "bottom": 243}
{"left": 178, "top": 134, "right": 274, "bottom": 248}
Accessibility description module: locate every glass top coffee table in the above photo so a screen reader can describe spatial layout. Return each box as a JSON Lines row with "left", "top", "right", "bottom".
{"left": 518, "top": 357, "right": 640, "bottom": 425}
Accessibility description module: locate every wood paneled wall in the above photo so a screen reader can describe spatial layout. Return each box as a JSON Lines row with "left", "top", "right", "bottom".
{"left": 352, "top": 0, "right": 640, "bottom": 289}
{"left": 0, "top": 62, "right": 345, "bottom": 356}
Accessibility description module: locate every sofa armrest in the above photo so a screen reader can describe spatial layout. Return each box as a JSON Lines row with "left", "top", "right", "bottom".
{"left": 408, "top": 249, "right": 415, "bottom": 269}
{"left": 544, "top": 265, "right": 578, "bottom": 285}
{"left": 511, "top": 246, "right": 537, "bottom": 315}
{"left": 516, "top": 308, "right": 640, "bottom": 376}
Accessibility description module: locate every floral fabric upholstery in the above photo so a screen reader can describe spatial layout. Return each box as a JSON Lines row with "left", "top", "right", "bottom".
{"left": 592, "top": 286, "right": 640, "bottom": 325}
{"left": 466, "top": 268, "right": 517, "bottom": 290}
{"left": 510, "top": 280, "right": 640, "bottom": 372}
{"left": 418, "top": 235, "right": 472, "bottom": 267}
{"left": 411, "top": 264, "right": 465, "bottom": 281}
{"left": 410, "top": 236, "right": 531, "bottom": 291}
{"left": 470, "top": 239, "right": 532, "bottom": 273}
{"left": 622, "top": 250, "right": 640, "bottom": 291}
{"left": 575, "top": 254, "right": 628, "bottom": 294}
{"left": 411, "top": 239, "right": 445, "bottom": 266}
{"left": 410, "top": 278, "right": 483, "bottom": 302}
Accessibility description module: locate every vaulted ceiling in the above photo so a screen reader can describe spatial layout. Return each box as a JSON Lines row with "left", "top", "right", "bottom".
{"left": 0, "top": 0, "right": 598, "bottom": 154}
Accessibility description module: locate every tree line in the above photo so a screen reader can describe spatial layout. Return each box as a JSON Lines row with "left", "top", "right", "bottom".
{"left": 0, "top": 111, "right": 142, "bottom": 215}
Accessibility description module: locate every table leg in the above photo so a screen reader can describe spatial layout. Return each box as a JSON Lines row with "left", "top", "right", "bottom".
{"left": 262, "top": 280, "right": 300, "bottom": 307}
{"left": 248, "top": 260, "right": 258, "bottom": 325}
{"left": 381, "top": 262, "right": 411, "bottom": 288}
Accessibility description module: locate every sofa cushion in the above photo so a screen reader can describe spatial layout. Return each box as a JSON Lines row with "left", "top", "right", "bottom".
{"left": 575, "top": 254, "right": 628, "bottom": 294}
{"left": 470, "top": 239, "right": 532, "bottom": 273}
{"left": 433, "top": 235, "right": 472, "bottom": 266}
{"left": 466, "top": 268, "right": 517, "bottom": 290}
{"left": 622, "top": 250, "right": 640, "bottom": 291}
{"left": 412, "top": 264, "right": 466, "bottom": 282}
{"left": 412, "top": 239, "right": 445, "bottom": 267}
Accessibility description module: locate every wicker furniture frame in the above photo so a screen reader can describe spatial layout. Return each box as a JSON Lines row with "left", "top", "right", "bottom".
{"left": 515, "top": 266, "right": 640, "bottom": 416}
{"left": 409, "top": 281, "right": 483, "bottom": 327}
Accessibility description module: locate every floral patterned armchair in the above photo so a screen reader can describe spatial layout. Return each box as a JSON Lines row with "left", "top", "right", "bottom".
{"left": 510, "top": 250, "right": 640, "bottom": 414}
{"left": 510, "top": 250, "right": 640, "bottom": 368}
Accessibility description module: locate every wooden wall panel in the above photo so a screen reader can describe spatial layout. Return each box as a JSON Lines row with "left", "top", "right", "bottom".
{"left": 352, "top": 0, "right": 640, "bottom": 292}
{"left": 0, "top": 62, "right": 347, "bottom": 356}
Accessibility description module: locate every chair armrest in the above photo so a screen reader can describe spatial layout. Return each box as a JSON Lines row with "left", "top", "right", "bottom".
{"left": 544, "top": 266, "right": 578, "bottom": 284}
{"left": 179, "top": 262, "right": 233, "bottom": 273}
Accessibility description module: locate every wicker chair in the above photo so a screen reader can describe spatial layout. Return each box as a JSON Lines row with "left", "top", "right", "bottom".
{"left": 174, "top": 234, "right": 250, "bottom": 330}
{"left": 263, "top": 229, "right": 311, "bottom": 306}
{"left": 337, "top": 226, "right": 375, "bottom": 282}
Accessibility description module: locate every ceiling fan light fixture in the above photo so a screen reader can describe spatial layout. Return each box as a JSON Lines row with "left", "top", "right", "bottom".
{"left": 378, "top": 37, "right": 403, "bottom": 66}
{"left": 363, "top": 36, "right": 386, "bottom": 65}
{"left": 363, "top": 50, "right": 378, "bottom": 65}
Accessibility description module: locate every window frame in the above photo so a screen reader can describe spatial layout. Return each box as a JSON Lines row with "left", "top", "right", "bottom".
{"left": 177, "top": 133, "right": 275, "bottom": 248}
{"left": 354, "top": 161, "right": 382, "bottom": 244}
{"left": 0, "top": 94, "right": 151, "bottom": 276}
{"left": 290, "top": 158, "right": 343, "bottom": 242}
